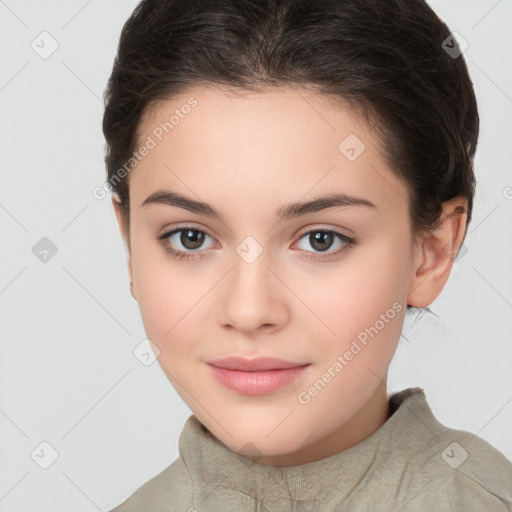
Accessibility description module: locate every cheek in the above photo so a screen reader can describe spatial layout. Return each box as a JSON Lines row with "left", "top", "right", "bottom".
{"left": 299, "top": 244, "right": 407, "bottom": 357}
{"left": 130, "top": 242, "right": 199, "bottom": 346}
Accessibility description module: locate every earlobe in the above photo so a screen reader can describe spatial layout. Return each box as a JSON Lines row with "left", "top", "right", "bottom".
{"left": 407, "top": 197, "right": 468, "bottom": 308}
{"left": 112, "top": 197, "right": 130, "bottom": 250}
{"left": 111, "top": 196, "right": 137, "bottom": 301}
{"left": 129, "top": 276, "right": 137, "bottom": 301}
{"left": 112, "top": 195, "right": 128, "bottom": 243}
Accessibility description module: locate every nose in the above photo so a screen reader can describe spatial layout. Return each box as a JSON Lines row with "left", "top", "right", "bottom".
{"left": 217, "top": 248, "right": 290, "bottom": 335}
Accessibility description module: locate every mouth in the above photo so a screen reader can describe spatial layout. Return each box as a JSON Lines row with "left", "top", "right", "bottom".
{"left": 206, "top": 357, "right": 310, "bottom": 395}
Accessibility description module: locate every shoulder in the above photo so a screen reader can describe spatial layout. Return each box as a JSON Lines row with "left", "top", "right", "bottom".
{"left": 108, "top": 456, "right": 193, "bottom": 512}
{"left": 402, "top": 422, "right": 512, "bottom": 511}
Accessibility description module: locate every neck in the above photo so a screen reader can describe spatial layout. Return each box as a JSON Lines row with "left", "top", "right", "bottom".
{"left": 255, "top": 383, "right": 390, "bottom": 466}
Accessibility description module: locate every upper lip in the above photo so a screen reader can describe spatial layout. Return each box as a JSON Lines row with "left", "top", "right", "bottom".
{"left": 207, "top": 357, "right": 309, "bottom": 371}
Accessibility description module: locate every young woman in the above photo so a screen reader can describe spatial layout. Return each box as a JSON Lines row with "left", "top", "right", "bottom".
{"left": 103, "top": 0, "right": 512, "bottom": 510}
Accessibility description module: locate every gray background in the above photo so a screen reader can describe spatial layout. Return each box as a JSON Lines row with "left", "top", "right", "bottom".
{"left": 1, "top": 0, "right": 511, "bottom": 510}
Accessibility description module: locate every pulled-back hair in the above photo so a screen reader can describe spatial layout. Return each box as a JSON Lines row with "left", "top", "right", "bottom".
{"left": 103, "top": 0, "right": 478, "bottom": 256}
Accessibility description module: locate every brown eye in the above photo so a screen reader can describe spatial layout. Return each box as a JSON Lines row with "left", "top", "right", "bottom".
{"left": 179, "top": 229, "right": 205, "bottom": 250}
{"left": 294, "top": 229, "right": 356, "bottom": 260}
{"left": 308, "top": 231, "right": 335, "bottom": 252}
{"left": 157, "top": 226, "right": 216, "bottom": 260}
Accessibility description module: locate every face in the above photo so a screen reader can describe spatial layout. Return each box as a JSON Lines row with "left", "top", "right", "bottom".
{"left": 114, "top": 84, "right": 434, "bottom": 466}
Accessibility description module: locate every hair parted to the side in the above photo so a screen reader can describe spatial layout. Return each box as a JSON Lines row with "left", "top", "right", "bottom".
{"left": 102, "top": 0, "right": 479, "bottom": 312}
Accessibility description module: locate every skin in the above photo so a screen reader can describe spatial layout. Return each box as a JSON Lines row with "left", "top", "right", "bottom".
{"left": 112, "top": 83, "right": 468, "bottom": 466}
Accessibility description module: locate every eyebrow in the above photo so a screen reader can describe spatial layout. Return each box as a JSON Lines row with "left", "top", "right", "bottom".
{"left": 140, "top": 190, "right": 376, "bottom": 222}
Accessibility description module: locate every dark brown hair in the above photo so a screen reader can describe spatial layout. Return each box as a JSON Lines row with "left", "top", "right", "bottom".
{"left": 102, "top": 0, "right": 478, "bottom": 272}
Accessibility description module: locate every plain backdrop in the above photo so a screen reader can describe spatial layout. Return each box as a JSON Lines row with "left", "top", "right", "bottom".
{"left": 0, "top": 1, "right": 511, "bottom": 510}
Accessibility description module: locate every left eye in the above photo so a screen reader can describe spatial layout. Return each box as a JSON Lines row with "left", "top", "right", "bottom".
{"left": 295, "top": 229, "right": 354, "bottom": 255}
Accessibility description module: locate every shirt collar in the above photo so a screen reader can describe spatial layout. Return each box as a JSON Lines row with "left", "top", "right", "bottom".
{"left": 178, "top": 387, "right": 432, "bottom": 508}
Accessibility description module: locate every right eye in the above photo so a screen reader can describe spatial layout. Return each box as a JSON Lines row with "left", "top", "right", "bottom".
{"left": 156, "top": 226, "right": 217, "bottom": 261}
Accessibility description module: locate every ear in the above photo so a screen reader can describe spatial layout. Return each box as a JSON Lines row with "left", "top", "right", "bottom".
{"left": 407, "top": 197, "right": 468, "bottom": 308}
{"left": 112, "top": 195, "right": 136, "bottom": 301}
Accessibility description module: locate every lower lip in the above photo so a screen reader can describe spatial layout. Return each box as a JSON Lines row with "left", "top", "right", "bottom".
{"left": 207, "top": 364, "right": 310, "bottom": 395}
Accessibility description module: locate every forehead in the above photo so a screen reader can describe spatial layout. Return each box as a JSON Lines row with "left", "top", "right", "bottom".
{"left": 130, "top": 84, "right": 410, "bottom": 221}
{"left": 138, "top": 83, "right": 366, "bottom": 155}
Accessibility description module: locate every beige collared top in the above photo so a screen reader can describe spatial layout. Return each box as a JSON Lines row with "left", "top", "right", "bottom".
{"left": 110, "top": 387, "right": 512, "bottom": 511}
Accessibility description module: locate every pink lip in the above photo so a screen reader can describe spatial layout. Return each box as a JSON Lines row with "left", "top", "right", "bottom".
{"left": 206, "top": 357, "right": 310, "bottom": 395}
{"left": 207, "top": 356, "right": 307, "bottom": 371}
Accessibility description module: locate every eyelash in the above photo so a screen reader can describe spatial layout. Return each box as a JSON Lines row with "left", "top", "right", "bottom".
{"left": 156, "top": 225, "right": 357, "bottom": 262}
